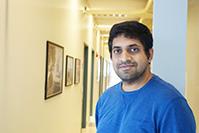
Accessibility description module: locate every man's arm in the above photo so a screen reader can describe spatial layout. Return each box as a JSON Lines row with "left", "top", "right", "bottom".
{"left": 159, "top": 98, "right": 196, "bottom": 133}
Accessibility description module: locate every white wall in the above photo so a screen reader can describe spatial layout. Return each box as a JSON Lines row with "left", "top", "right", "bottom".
{"left": 187, "top": 2, "right": 199, "bottom": 132}
{"left": 153, "top": 0, "right": 187, "bottom": 94}
{"left": 0, "top": 0, "right": 95, "bottom": 133}
{"left": 108, "top": 62, "right": 121, "bottom": 88}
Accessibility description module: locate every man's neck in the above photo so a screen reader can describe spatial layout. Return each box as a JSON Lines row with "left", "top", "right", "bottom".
{"left": 122, "top": 71, "right": 152, "bottom": 92}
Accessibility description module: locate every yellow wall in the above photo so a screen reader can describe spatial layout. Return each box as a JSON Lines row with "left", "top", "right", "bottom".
{"left": 186, "top": 3, "right": 199, "bottom": 132}
{"left": 0, "top": 0, "right": 96, "bottom": 133}
{"left": 0, "top": 0, "right": 6, "bottom": 129}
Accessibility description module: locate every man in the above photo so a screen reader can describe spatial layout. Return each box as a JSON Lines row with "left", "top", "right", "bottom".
{"left": 95, "top": 21, "right": 196, "bottom": 133}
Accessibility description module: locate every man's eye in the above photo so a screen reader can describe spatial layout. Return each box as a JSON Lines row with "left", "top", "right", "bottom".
{"left": 113, "top": 49, "right": 122, "bottom": 54}
{"left": 130, "top": 48, "right": 139, "bottom": 53}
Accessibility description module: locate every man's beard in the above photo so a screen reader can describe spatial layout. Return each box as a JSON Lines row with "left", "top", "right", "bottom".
{"left": 114, "top": 60, "right": 148, "bottom": 84}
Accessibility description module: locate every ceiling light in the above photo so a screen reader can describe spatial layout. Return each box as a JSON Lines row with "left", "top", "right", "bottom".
{"left": 96, "top": 25, "right": 112, "bottom": 29}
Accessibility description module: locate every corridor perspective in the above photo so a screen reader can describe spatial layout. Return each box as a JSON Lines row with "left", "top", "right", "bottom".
{"left": 0, "top": 0, "right": 199, "bottom": 133}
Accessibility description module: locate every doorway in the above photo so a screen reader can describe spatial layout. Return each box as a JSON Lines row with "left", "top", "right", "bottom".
{"left": 81, "top": 45, "right": 88, "bottom": 129}
{"left": 89, "top": 50, "right": 95, "bottom": 116}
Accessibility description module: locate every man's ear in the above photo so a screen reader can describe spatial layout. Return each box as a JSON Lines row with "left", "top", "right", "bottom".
{"left": 148, "top": 48, "right": 153, "bottom": 62}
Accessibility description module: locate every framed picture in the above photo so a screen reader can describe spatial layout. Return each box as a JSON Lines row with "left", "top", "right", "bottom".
{"left": 65, "top": 55, "right": 74, "bottom": 86}
{"left": 74, "top": 58, "right": 81, "bottom": 84}
{"left": 45, "top": 41, "right": 64, "bottom": 99}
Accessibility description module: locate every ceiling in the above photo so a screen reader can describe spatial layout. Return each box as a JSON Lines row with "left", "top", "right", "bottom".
{"left": 81, "top": 0, "right": 199, "bottom": 45}
{"left": 83, "top": 0, "right": 153, "bottom": 44}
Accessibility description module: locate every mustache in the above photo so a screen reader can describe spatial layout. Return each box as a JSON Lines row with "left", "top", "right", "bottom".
{"left": 118, "top": 60, "right": 137, "bottom": 66}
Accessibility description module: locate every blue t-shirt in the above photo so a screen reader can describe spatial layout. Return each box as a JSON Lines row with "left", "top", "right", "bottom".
{"left": 95, "top": 75, "right": 196, "bottom": 133}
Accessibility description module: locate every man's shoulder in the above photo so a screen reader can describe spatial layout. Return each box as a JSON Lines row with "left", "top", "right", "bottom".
{"left": 103, "top": 82, "right": 121, "bottom": 93}
{"left": 153, "top": 75, "right": 183, "bottom": 95}
{"left": 97, "top": 82, "right": 121, "bottom": 102}
{"left": 149, "top": 75, "right": 185, "bottom": 104}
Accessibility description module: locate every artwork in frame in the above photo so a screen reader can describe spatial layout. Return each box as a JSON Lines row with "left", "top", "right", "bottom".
{"left": 65, "top": 55, "right": 74, "bottom": 86}
{"left": 45, "top": 41, "right": 64, "bottom": 99}
{"left": 74, "top": 58, "right": 81, "bottom": 84}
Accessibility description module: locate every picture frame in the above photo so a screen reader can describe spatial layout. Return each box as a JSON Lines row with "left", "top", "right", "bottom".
{"left": 74, "top": 58, "right": 81, "bottom": 84}
{"left": 65, "top": 55, "right": 74, "bottom": 86}
{"left": 45, "top": 41, "right": 64, "bottom": 99}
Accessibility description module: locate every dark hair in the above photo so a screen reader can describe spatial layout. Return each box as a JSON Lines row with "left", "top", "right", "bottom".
{"left": 108, "top": 20, "right": 153, "bottom": 58}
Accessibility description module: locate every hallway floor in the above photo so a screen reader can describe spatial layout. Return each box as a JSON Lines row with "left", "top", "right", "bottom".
{"left": 86, "top": 126, "right": 96, "bottom": 133}
{"left": 82, "top": 124, "right": 96, "bottom": 133}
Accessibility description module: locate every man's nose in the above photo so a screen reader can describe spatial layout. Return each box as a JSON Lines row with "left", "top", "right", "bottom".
{"left": 120, "top": 50, "right": 132, "bottom": 61}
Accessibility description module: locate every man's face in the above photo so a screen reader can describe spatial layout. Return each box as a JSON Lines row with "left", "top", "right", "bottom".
{"left": 111, "top": 35, "right": 152, "bottom": 82}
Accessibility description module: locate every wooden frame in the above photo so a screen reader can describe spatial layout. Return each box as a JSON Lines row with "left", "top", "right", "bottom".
{"left": 65, "top": 55, "right": 74, "bottom": 86}
{"left": 45, "top": 41, "right": 64, "bottom": 99}
{"left": 74, "top": 58, "right": 81, "bottom": 84}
